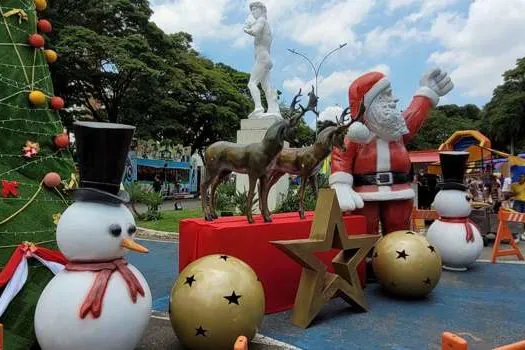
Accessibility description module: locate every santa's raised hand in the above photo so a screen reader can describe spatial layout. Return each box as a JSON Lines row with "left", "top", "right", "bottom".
{"left": 417, "top": 68, "right": 454, "bottom": 106}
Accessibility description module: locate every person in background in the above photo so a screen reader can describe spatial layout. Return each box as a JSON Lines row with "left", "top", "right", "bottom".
{"left": 511, "top": 174, "right": 525, "bottom": 213}
{"left": 152, "top": 174, "right": 162, "bottom": 193}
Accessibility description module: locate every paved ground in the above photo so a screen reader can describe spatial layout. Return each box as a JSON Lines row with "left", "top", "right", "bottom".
{"left": 131, "top": 238, "right": 525, "bottom": 349}
{"left": 134, "top": 198, "right": 201, "bottom": 213}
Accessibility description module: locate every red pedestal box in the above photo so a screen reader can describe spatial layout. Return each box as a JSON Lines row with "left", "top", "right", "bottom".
{"left": 179, "top": 212, "right": 368, "bottom": 314}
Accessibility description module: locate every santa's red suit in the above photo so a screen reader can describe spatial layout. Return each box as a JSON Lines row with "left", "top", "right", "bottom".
{"left": 330, "top": 71, "right": 445, "bottom": 236}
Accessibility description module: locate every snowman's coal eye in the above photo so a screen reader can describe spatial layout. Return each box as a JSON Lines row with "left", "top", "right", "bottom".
{"left": 128, "top": 225, "right": 137, "bottom": 235}
{"left": 109, "top": 224, "right": 122, "bottom": 237}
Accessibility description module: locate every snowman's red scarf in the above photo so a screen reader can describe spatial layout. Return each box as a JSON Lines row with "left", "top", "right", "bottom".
{"left": 439, "top": 217, "right": 479, "bottom": 243}
{"left": 65, "top": 258, "right": 145, "bottom": 319}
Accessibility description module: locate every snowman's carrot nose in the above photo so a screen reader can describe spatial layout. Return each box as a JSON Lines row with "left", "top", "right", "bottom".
{"left": 121, "top": 238, "right": 149, "bottom": 253}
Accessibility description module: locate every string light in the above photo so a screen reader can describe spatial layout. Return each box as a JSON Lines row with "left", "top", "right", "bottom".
{"left": 0, "top": 152, "right": 70, "bottom": 177}
{"left": 0, "top": 125, "right": 59, "bottom": 136}
{"left": 0, "top": 239, "right": 56, "bottom": 250}
{"left": 0, "top": 119, "right": 62, "bottom": 125}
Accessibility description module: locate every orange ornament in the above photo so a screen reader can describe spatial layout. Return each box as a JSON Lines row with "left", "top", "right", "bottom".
{"left": 50, "top": 96, "right": 65, "bottom": 110}
{"left": 43, "top": 172, "right": 62, "bottom": 188}
{"left": 29, "top": 91, "right": 46, "bottom": 105}
{"left": 54, "top": 133, "right": 69, "bottom": 149}
{"left": 28, "top": 34, "right": 45, "bottom": 48}
{"left": 34, "top": 0, "right": 47, "bottom": 11}
{"left": 37, "top": 19, "right": 53, "bottom": 33}
{"left": 44, "top": 49, "right": 58, "bottom": 63}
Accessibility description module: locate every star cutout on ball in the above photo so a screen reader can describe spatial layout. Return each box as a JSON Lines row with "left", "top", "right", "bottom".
{"left": 219, "top": 255, "right": 229, "bottom": 261}
{"left": 396, "top": 249, "right": 409, "bottom": 260}
{"left": 428, "top": 245, "right": 436, "bottom": 253}
{"left": 271, "top": 189, "right": 380, "bottom": 329}
{"left": 184, "top": 275, "right": 196, "bottom": 287}
{"left": 423, "top": 278, "right": 431, "bottom": 285}
{"left": 373, "top": 251, "right": 379, "bottom": 258}
{"left": 224, "top": 291, "right": 242, "bottom": 305}
{"left": 195, "top": 326, "right": 207, "bottom": 337}
{"left": 405, "top": 231, "right": 415, "bottom": 235}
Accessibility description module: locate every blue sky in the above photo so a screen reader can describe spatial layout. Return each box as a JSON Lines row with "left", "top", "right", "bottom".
{"left": 150, "top": 0, "right": 525, "bottom": 127}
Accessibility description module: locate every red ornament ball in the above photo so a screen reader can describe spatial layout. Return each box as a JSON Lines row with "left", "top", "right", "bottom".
{"left": 43, "top": 172, "right": 62, "bottom": 188}
{"left": 54, "top": 133, "right": 69, "bottom": 149}
{"left": 37, "top": 19, "right": 53, "bottom": 33}
{"left": 28, "top": 34, "right": 45, "bottom": 48}
{"left": 50, "top": 96, "right": 65, "bottom": 110}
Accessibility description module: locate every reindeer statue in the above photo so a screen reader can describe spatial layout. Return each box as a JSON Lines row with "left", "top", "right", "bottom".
{"left": 260, "top": 107, "right": 353, "bottom": 219}
{"left": 200, "top": 88, "right": 317, "bottom": 224}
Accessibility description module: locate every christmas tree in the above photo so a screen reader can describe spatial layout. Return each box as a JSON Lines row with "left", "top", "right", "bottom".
{"left": 0, "top": 0, "right": 75, "bottom": 348}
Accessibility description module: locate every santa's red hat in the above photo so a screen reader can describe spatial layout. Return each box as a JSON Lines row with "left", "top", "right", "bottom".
{"left": 348, "top": 72, "right": 391, "bottom": 118}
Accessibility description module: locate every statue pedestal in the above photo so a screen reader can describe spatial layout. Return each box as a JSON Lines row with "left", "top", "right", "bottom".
{"left": 236, "top": 118, "right": 289, "bottom": 212}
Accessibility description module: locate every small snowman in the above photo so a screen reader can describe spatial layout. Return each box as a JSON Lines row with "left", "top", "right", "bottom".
{"left": 34, "top": 122, "right": 152, "bottom": 350}
{"left": 425, "top": 151, "right": 483, "bottom": 271}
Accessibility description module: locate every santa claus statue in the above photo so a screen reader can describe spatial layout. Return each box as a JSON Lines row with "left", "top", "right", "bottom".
{"left": 330, "top": 68, "right": 454, "bottom": 236}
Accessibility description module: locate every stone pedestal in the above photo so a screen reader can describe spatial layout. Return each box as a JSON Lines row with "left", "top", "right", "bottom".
{"left": 236, "top": 118, "right": 289, "bottom": 212}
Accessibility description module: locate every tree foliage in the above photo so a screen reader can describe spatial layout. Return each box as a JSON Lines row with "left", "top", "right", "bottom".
{"left": 407, "top": 104, "right": 482, "bottom": 150}
{"left": 482, "top": 57, "right": 525, "bottom": 154}
{"left": 46, "top": 0, "right": 252, "bottom": 155}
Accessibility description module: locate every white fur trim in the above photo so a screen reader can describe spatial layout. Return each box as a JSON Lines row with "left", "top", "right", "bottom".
{"left": 415, "top": 86, "right": 439, "bottom": 107}
{"left": 376, "top": 139, "right": 390, "bottom": 172}
{"left": 347, "top": 122, "right": 374, "bottom": 144}
{"left": 363, "top": 77, "right": 391, "bottom": 109}
{"left": 329, "top": 172, "right": 353, "bottom": 186}
{"left": 0, "top": 257, "right": 28, "bottom": 318}
{"left": 358, "top": 187, "right": 415, "bottom": 201}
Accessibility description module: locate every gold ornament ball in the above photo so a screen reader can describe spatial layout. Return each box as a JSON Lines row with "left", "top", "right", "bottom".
{"left": 169, "top": 254, "right": 265, "bottom": 350}
{"left": 34, "top": 0, "right": 47, "bottom": 11}
{"left": 44, "top": 49, "right": 58, "bottom": 64}
{"left": 29, "top": 91, "right": 46, "bottom": 105}
{"left": 372, "top": 230, "right": 442, "bottom": 298}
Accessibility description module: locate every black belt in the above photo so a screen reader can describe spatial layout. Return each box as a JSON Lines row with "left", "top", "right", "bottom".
{"left": 354, "top": 172, "right": 410, "bottom": 186}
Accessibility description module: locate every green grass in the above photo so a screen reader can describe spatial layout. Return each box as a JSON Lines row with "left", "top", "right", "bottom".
{"left": 137, "top": 207, "right": 203, "bottom": 233}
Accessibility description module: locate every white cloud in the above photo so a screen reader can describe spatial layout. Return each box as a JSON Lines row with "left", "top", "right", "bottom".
{"left": 278, "top": 0, "right": 375, "bottom": 53}
{"left": 387, "top": 0, "right": 419, "bottom": 11}
{"left": 319, "top": 106, "right": 344, "bottom": 123}
{"left": 151, "top": 0, "right": 243, "bottom": 43}
{"left": 428, "top": 0, "right": 525, "bottom": 98}
{"left": 283, "top": 64, "right": 391, "bottom": 101}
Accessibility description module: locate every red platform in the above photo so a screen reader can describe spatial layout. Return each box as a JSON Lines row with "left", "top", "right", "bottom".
{"left": 179, "top": 212, "right": 368, "bottom": 314}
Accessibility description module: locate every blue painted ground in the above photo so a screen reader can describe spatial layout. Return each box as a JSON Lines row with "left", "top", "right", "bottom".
{"left": 131, "top": 240, "right": 525, "bottom": 349}
{"left": 128, "top": 239, "right": 178, "bottom": 311}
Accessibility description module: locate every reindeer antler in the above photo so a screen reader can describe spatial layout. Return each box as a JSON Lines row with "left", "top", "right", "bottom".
{"left": 288, "top": 89, "right": 302, "bottom": 113}
{"left": 336, "top": 106, "right": 351, "bottom": 126}
{"left": 290, "top": 85, "right": 318, "bottom": 125}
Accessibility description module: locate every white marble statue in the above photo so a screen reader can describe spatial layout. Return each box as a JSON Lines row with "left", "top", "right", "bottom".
{"left": 244, "top": 1, "right": 281, "bottom": 119}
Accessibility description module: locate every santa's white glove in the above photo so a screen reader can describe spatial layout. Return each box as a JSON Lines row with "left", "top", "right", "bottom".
{"left": 416, "top": 68, "right": 454, "bottom": 107}
{"left": 329, "top": 172, "right": 364, "bottom": 212}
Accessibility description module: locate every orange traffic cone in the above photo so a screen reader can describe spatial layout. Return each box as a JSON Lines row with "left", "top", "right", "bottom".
{"left": 494, "top": 340, "right": 525, "bottom": 350}
{"left": 442, "top": 332, "right": 468, "bottom": 350}
{"left": 491, "top": 210, "right": 525, "bottom": 263}
{"left": 234, "top": 336, "right": 248, "bottom": 350}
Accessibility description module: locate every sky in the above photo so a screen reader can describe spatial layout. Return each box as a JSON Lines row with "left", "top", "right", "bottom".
{"left": 149, "top": 0, "right": 525, "bottom": 127}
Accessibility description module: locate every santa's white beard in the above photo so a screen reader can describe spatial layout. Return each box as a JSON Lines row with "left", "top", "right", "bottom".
{"left": 347, "top": 95, "right": 409, "bottom": 144}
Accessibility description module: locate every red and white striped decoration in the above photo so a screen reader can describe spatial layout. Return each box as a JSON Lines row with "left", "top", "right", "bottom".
{"left": 0, "top": 243, "right": 67, "bottom": 317}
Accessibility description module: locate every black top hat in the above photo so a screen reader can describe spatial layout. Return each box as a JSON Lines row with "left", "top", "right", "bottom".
{"left": 438, "top": 151, "right": 469, "bottom": 191}
{"left": 73, "top": 121, "right": 135, "bottom": 204}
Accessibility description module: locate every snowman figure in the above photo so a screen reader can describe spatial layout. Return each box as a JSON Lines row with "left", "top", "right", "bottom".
{"left": 425, "top": 151, "right": 483, "bottom": 271}
{"left": 34, "top": 122, "right": 152, "bottom": 350}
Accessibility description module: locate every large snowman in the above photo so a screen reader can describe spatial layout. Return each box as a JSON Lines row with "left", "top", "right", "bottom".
{"left": 425, "top": 151, "right": 483, "bottom": 271}
{"left": 34, "top": 122, "right": 152, "bottom": 350}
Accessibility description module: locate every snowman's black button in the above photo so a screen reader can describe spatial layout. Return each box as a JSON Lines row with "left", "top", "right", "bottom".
{"left": 109, "top": 224, "right": 122, "bottom": 237}
{"left": 128, "top": 225, "right": 137, "bottom": 235}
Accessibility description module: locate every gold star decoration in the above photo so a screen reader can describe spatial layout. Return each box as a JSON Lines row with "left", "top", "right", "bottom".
{"left": 62, "top": 172, "right": 79, "bottom": 191}
{"left": 52, "top": 213, "right": 61, "bottom": 225}
{"left": 271, "top": 189, "right": 380, "bottom": 328}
